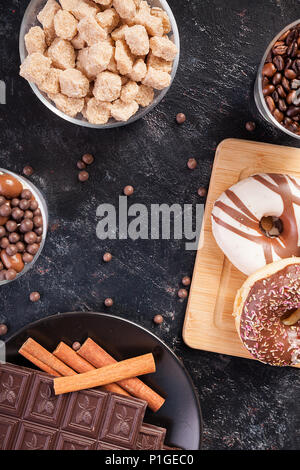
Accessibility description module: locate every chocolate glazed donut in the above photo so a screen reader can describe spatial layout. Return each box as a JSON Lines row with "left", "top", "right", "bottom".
{"left": 211, "top": 173, "right": 300, "bottom": 275}
{"left": 234, "top": 258, "right": 300, "bottom": 367}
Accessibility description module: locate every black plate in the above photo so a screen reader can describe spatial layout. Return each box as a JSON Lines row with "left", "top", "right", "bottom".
{"left": 5, "top": 312, "right": 202, "bottom": 450}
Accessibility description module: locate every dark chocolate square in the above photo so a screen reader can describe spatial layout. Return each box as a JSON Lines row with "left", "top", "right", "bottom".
{"left": 100, "top": 394, "right": 146, "bottom": 449}
{"left": 136, "top": 423, "right": 166, "bottom": 450}
{"left": 13, "top": 422, "right": 57, "bottom": 450}
{"left": 0, "top": 416, "right": 19, "bottom": 450}
{"left": 62, "top": 389, "right": 108, "bottom": 439}
{"left": 24, "top": 373, "right": 67, "bottom": 427}
{"left": 0, "top": 363, "right": 32, "bottom": 417}
{"left": 55, "top": 432, "right": 96, "bottom": 450}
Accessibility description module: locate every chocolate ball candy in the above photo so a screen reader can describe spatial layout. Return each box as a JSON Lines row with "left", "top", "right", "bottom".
{"left": 0, "top": 237, "right": 9, "bottom": 249}
{"left": 72, "top": 341, "right": 81, "bottom": 351}
{"left": 0, "top": 262, "right": 3, "bottom": 270}
{"left": 245, "top": 121, "right": 256, "bottom": 132}
{"left": 82, "top": 153, "right": 94, "bottom": 165}
{"left": 197, "top": 187, "right": 207, "bottom": 197}
{"left": 187, "top": 158, "right": 197, "bottom": 170}
{"left": 16, "top": 241, "right": 25, "bottom": 253}
{"left": 22, "top": 252, "right": 33, "bottom": 263}
{"left": 11, "top": 207, "right": 24, "bottom": 221}
{"left": 9, "top": 232, "right": 20, "bottom": 244}
{"left": 0, "top": 271, "right": 6, "bottom": 281}
{"left": 24, "top": 210, "right": 33, "bottom": 219}
{"left": 35, "top": 226, "right": 43, "bottom": 236}
{"left": 0, "top": 174, "right": 22, "bottom": 198}
{"left": 77, "top": 160, "right": 86, "bottom": 170}
{"left": 78, "top": 170, "right": 89, "bottom": 182}
{"left": 29, "top": 291, "right": 40, "bottom": 302}
{"left": 33, "top": 208, "right": 41, "bottom": 217}
{"left": 0, "top": 196, "right": 6, "bottom": 206}
{"left": 21, "top": 189, "right": 32, "bottom": 200}
{"left": 6, "top": 244, "right": 18, "bottom": 257}
{"left": 103, "top": 252, "right": 112, "bottom": 262}
{"left": 36, "top": 236, "right": 42, "bottom": 244}
{"left": 5, "top": 268, "right": 17, "bottom": 281}
{"left": 0, "top": 226, "right": 6, "bottom": 238}
{"left": 0, "top": 324, "right": 8, "bottom": 336}
{"left": 20, "top": 218, "right": 34, "bottom": 233}
{"left": 11, "top": 198, "right": 20, "bottom": 207}
{"left": 104, "top": 297, "right": 113, "bottom": 307}
{"left": 182, "top": 276, "right": 191, "bottom": 286}
{"left": 178, "top": 288, "right": 188, "bottom": 299}
{"left": 19, "top": 199, "right": 30, "bottom": 210}
{"left": 24, "top": 231, "right": 37, "bottom": 245}
{"left": 26, "top": 243, "right": 39, "bottom": 255}
{"left": 33, "top": 216, "right": 43, "bottom": 228}
{"left": 0, "top": 203, "right": 11, "bottom": 218}
{"left": 176, "top": 113, "right": 186, "bottom": 124}
{"left": 123, "top": 185, "right": 134, "bottom": 196}
{"left": 6, "top": 220, "right": 17, "bottom": 232}
{"left": 30, "top": 200, "right": 38, "bottom": 211}
{"left": 23, "top": 166, "right": 34, "bottom": 176}
{"left": 153, "top": 314, "right": 163, "bottom": 324}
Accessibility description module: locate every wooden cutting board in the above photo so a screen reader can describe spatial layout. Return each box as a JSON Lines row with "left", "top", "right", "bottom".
{"left": 182, "top": 138, "right": 300, "bottom": 367}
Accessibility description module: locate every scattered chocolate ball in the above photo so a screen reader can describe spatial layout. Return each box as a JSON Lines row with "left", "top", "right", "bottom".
{"left": 82, "top": 153, "right": 94, "bottom": 165}
{"left": 153, "top": 314, "right": 164, "bottom": 325}
{"left": 178, "top": 288, "right": 188, "bottom": 299}
{"left": 197, "top": 187, "right": 207, "bottom": 197}
{"left": 0, "top": 324, "right": 8, "bottom": 336}
{"left": 29, "top": 291, "right": 40, "bottom": 302}
{"left": 103, "top": 252, "right": 112, "bottom": 262}
{"left": 176, "top": 113, "right": 186, "bottom": 124}
{"left": 123, "top": 185, "right": 134, "bottom": 196}
{"left": 104, "top": 297, "right": 113, "bottom": 307}
{"left": 5, "top": 269, "right": 17, "bottom": 281}
{"left": 182, "top": 276, "right": 191, "bottom": 286}
{"left": 77, "top": 160, "right": 86, "bottom": 170}
{"left": 78, "top": 170, "right": 89, "bottom": 182}
{"left": 187, "top": 158, "right": 197, "bottom": 170}
{"left": 23, "top": 166, "right": 34, "bottom": 176}
{"left": 245, "top": 121, "right": 256, "bottom": 132}
{"left": 72, "top": 341, "right": 81, "bottom": 351}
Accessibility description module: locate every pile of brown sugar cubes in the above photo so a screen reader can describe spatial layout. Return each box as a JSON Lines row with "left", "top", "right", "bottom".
{"left": 20, "top": 0, "right": 178, "bottom": 124}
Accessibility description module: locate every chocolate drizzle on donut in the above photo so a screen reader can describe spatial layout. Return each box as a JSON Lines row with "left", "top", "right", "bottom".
{"left": 212, "top": 174, "right": 300, "bottom": 265}
{"left": 240, "top": 263, "right": 300, "bottom": 366}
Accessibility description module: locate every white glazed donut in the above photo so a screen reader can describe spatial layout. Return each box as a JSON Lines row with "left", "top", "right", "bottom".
{"left": 211, "top": 173, "right": 300, "bottom": 275}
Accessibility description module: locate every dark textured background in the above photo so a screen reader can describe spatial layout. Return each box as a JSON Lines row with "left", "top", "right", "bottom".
{"left": 0, "top": 0, "right": 300, "bottom": 450}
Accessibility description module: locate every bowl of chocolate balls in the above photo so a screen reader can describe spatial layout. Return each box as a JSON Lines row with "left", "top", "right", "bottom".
{"left": 0, "top": 169, "right": 48, "bottom": 285}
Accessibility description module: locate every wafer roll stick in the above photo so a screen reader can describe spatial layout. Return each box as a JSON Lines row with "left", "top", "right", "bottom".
{"left": 19, "top": 349, "right": 62, "bottom": 377}
{"left": 78, "top": 338, "right": 165, "bottom": 412}
{"left": 19, "top": 338, "right": 76, "bottom": 377}
{"left": 53, "top": 342, "right": 130, "bottom": 396}
{"left": 54, "top": 353, "right": 156, "bottom": 395}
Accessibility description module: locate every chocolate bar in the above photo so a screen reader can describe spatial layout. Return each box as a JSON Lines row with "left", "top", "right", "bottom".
{"left": 0, "top": 363, "right": 167, "bottom": 450}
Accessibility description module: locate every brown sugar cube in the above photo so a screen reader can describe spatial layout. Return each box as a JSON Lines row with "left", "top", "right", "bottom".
{"left": 133, "top": 0, "right": 141, "bottom": 6}
{"left": 120, "top": 80, "right": 139, "bottom": 103}
{"left": 96, "top": 8, "right": 120, "bottom": 33}
{"left": 81, "top": 95, "right": 91, "bottom": 118}
{"left": 115, "top": 39, "right": 134, "bottom": 75}
{"left": 135, "top": 84, "right": 154, "bottom": 107}
{"left": 20, "top": 53, "right": 52, "bottom": 86}
{"left": 124, "top": 25, "right": 149, "bottom": 56}
{"left": 93, "top": 71, "right": 121, "bottom": 101}
{"left": 77, "top": 15, "right": 107, "bottom": 46}
{"left": 134, "top": 2, "right": 163, "bottom": 37}
{"left": 107, "top": 49, "right": 118, "bottom": 73}
{"left": 113, "top": 0, "right": 136, "bottom": 20}
{"left": 59, "top": 68, "right": 90, "bottom": 98}
{"left": 121, "top": 75, "right": 129, "bottom": 85}
{"left": 94, "top": 0, "right": 112, "bottom": 5}
{"left": 110, "top": 99, "right": 138, "bottom": 121}
{"left": 85, "top": 98, "right": 111, "bottom": 124}
{"left": 39, "top": 67, "right": 62, "bottom": 94}
{"left": 47, "top": 38, "right": 76, "bottom": 69}
{"left": 48, "top": 92, "right": 84, "bottom": 117}
{"left": 77, "top": 42, "right": 113, "bottom": 79}
{"left": 149, "top": 36, "right": 178, "bottom": 61}
{"left": 111, "top": 24, "right": 129, "bottom": 41}
{"left": 151, "top": 7, "right": 171, "bottom": 34}
{"left": 25, "top": 26, "right": 46, "bottom": 55}
{"left": 71, "top": 32, "right": 86, "bottom": 49}
{"left": 147, "top": 51, "right": 172, "bottom": 73}
{"left": 37, "top": 0, "right": 61, "bottom": 45}
{"left": 54, "top": 9, "right": 78, "bottom": 40}
{"left": 60, "top": 0, "right": 100, "bottom": 20}
{"left": 142, "top": 66, "right": 171, "bottom": 90}
{"left": 127, "top": 58, "right": 147, "bottom": 82}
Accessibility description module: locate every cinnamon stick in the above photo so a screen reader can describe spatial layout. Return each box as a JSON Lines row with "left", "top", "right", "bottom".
{"left": 19, "top": 338, "right": 76, "bottom": 377}
{"left": 19, "top": 349, "right": 62, "bottom": 377}
{"left": 53, "top": 342, "right": 130, "bottom": 396}
{"left": 54, "top": 353, "right": 156, "bottom": 395}
{"left": 78, "top": 338, "right": 165, "bottom": 412}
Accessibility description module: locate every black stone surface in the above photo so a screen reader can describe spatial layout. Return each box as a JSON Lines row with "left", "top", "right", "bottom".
{"left": 0, "top": 0, "right": 300, "bottom": 450}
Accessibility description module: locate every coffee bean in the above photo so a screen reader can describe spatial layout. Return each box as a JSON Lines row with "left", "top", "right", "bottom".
{"left": 82, "top": 153, "right": 94, "bottom": 165}
{"left": 266, "top": 96, "right": 276, "bottom": 113}
{"left": 282, "top": 77, "right": 291, "bottom": 92}
{"left": 78, "top": 170, "right": 89, "bottom": 182}
{"left": 276, "top": 85, "right": 286, "bottom": 98}
{"left": 263, "top": 63, "right": 276, "bottom": 77}
{"left": 29, "top": 291, "right": 40, "bottom": 302}
{"left": 23, "top": 166, "right": 34, "bottom": 176}
{"left": 273, "top": 44, "right": 287, "bottom": 55}
{"left": 273, "top": 109, "right": 284, "bottom": 122}
{"left": 291, "top": 79, "right": 300, "bottom": 89}
{"left": 176, "top": 113, "right": 186, "bottom": 124}
{"left": 262, "top": 76, "right": 270, "bottom": 87}
{"left": 278, "top": 99, "right": 287, "bottom": 112}
{"left": 272, "top": 90, "right": 279, "bottom": 103}
{"left": 0, "top": 324, "right": 8, "bottom": 336}
{"left": 103, "top": 252, "right": 112, "bottom": 262}
{"left": 285, "top": 69, "right": 297, "bottom": 80}
{"left": 273, "top": 55, "right": 284, "bottom": 71}
{"left": 286, "top": 30, "right": 296, "bottom": 45}
{"left": 287, "top": 91, "right": 297, "bottom": 105}
{"left": 279, "top": 29, "right": 290, "bottom": 42}
{"left": 187, "top": 158, "right": 197, "bottom": 170}
{"left": 104, "top": 298, "right": 113, "bottom": 307}
{"left": 272, "top": 73, "right": 282, "bottom": 86}
{"left": 153, "top": 314, "right": 163, "bottom": 325}
{"left": 286, "top": 106, "right": 300, "bottom": 117}
{"left": 263, "top": 84, "right": 275, "bottom": 96}
{"left": 72, "top": 342, "right": 81, "bottom": 351}
{"left": 182, "top": 276, "right": 191, "bottom": 286}
{"left": 123, "top": 185, "right": 134, "bottom": 196}
{"left": 245, "top": 121, "right": 256, "bottom": 132}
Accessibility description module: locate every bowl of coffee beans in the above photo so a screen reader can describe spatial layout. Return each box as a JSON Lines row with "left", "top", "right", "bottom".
{"left": 255, "top": 20, "right": 300, "bottom": 138}
{"left": 0, "top": 169, "right": 48, "bottom": 285}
